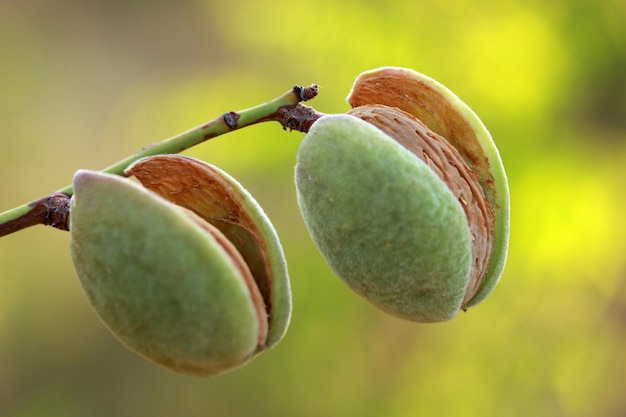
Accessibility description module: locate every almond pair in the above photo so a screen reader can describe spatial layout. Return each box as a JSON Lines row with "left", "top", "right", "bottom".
{"left": 69, "top": 67, "right": 510, "bottom": 380}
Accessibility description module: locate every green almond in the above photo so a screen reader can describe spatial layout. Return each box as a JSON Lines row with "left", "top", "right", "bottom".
{"left": 70, "top": 165, "right": 290, "bottom": 376}
{"left": 296, "top": 114, "right": 473, "bottom": 322}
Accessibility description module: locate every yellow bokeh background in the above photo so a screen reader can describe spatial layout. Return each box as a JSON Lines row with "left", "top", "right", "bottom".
{"left": 1, "top": 0, "right": 625, "bottom": 416}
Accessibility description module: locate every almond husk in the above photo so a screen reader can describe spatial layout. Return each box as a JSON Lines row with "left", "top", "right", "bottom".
{"left": 349, "top": 105, "right": 494, "bottom": 308}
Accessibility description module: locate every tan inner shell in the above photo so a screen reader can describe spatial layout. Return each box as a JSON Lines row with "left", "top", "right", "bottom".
{"left": 349, "top": 105, "right": 494, "bottom": 308}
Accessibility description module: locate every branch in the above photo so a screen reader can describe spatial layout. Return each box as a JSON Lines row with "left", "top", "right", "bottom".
{"left": 0, "top": 85, "right": 323, "bottom": 237}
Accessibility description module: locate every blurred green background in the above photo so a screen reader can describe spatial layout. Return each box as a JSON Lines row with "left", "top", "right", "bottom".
{"left": 1, "top": 0, "right": 625, "bottom": 416}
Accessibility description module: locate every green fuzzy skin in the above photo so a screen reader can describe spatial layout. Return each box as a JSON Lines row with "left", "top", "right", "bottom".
{"left": 295, "top": 115, "right": 473, "bottom": 322}
{"left": 70, "top": 171, "right": 263, "bottom": 376}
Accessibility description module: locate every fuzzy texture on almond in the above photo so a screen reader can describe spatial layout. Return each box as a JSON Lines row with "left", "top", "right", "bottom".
{"left": 348, "top": 104, "right": 493, "bottom": 308}
{"left": 70, "top": 170, "right": 263, "bottom": 377}
{"left": 295, "top": 114, "right": 473, "bottom": 322}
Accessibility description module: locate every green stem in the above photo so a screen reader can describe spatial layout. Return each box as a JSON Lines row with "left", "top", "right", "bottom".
{"left": 0, "top": 84, "right": 321, "bottom": 237}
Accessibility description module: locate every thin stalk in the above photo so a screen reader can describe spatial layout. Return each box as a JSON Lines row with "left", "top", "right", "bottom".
{"left": 0, "top": 85, "right": 322, "bottom": 237}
